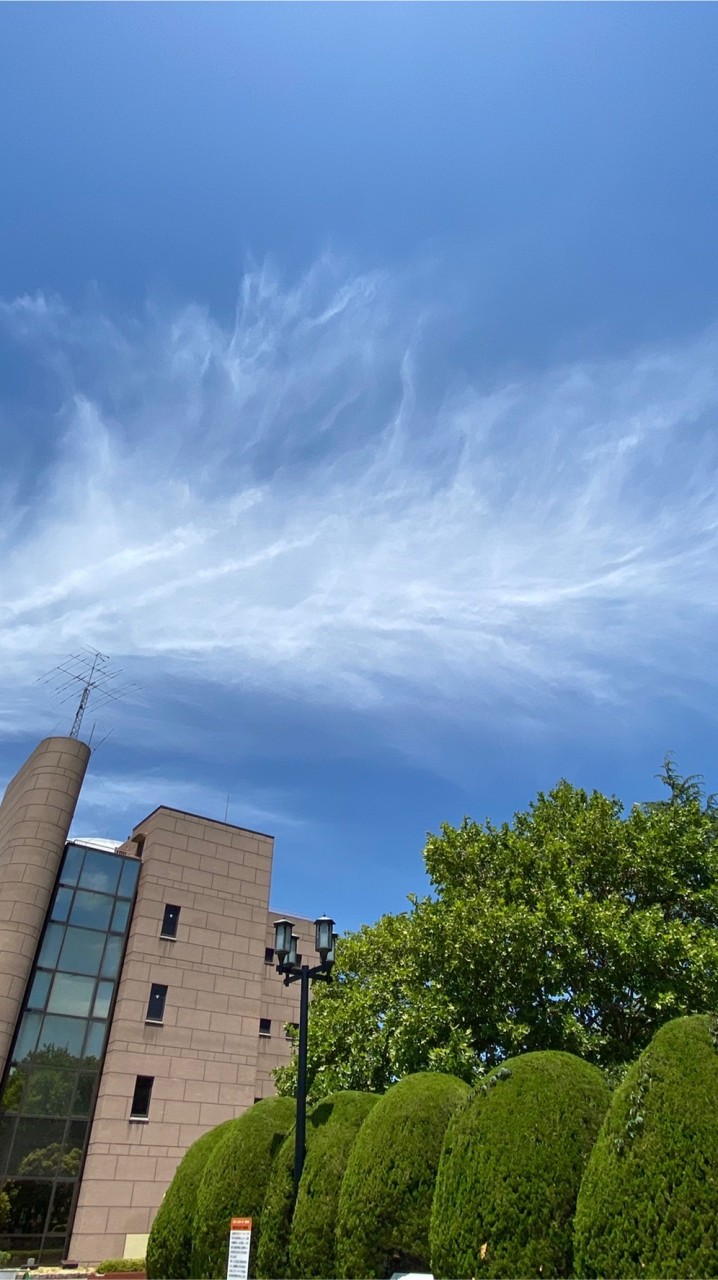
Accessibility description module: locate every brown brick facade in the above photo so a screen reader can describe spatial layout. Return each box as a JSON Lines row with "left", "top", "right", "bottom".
{"left": 0, "top": 739, "right": 315, "bottom": 1264}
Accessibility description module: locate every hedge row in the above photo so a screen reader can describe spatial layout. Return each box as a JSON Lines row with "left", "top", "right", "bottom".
{"left": 147, "top": 1017, "right": 718, "bottom": 1280}
{"left": 256, "top": 1091, "right": 378, "bottom": 1279}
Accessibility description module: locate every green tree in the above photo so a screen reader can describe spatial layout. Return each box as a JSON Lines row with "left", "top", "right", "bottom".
{"left": 276, "top": 762, "right": 718, "bottom": 1094}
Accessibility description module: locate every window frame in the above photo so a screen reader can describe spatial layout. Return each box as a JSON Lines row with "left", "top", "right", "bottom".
{"left": 145, "top": 983, "right": 168, "bottom": 1025}
{"left": 160, "top": 904, "right": 181, "bottom": 939}
{"left": 129, "top": 1075, "right": 154, "bottom": 1120}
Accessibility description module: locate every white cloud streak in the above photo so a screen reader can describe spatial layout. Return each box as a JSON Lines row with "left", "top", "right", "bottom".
{"left": 2, "top": 255, "right": 718, "bottom": 743}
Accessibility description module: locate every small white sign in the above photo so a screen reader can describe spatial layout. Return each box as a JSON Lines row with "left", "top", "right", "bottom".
{"left": 227, "top": 1216, "right": 252, "bottom": 1280}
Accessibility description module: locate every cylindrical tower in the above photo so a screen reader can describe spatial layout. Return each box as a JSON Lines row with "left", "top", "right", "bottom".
{"left": 0, "top": 736, "right": 91, "bottom": 1074}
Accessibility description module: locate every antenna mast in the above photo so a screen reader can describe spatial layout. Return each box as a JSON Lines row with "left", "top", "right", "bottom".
{"left": 38, "top": 649, "right": 138, "bottom": 744}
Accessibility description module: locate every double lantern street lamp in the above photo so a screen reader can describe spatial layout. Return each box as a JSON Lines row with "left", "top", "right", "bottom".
{"left": 273, "top": 915, "right": 337, "bottom": 1197}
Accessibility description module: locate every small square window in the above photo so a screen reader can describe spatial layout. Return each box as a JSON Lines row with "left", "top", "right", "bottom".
{"left": 130, "top": 1075, "right": 154, "bottom": 1119}
{"left": 160, "top": 904, "right": 180, "bottom": 939}
{"left": 146, "top": 983, "right": 168, "bottom": 1024}
{"left": 286, "top": 1022, "right": 299, "bottom": 1040}
{"left": 264, "top": 947, "right": 275, "bottom": 964}
{"left": 259, "top": 1018, "right": 271, "bottom": 1037}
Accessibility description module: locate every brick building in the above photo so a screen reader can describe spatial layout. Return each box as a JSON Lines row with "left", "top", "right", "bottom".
{"left": 0, "top": 737, "right": 311, "bottom": 1264}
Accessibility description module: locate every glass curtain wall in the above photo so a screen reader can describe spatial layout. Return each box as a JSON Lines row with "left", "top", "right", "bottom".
{"left": 0, "top": 842, "right": 139, "bottom": 1265}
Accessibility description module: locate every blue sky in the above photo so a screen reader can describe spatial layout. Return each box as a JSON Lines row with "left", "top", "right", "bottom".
{"left": 2, "top": 3, "right": 718, "bottom": 932}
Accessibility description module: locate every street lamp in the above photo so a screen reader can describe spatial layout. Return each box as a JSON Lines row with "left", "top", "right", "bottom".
{"left": 273, "top": 914, "right": 336, "bottom": 1196}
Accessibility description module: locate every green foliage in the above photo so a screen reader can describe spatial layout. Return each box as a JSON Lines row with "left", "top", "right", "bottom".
{"left": 0, "top": 1191, "right": 11, "bottom": 1232}
{"left": 256, "top": 1091, "right": 377, "bottom": 1280}
{"left": 145, "top": 1119, "right": 235, "bottom": 1280}
{"left": 273, "top": 916, "right": 479, "bottom": 1102}
{"left": 430, "top": 1051, "right": 610, "bottom": 1278}
{"left": 0, "top": 1046, "right": 98, "bottom": 1116}
{"left": 275, "top": 762, "right": 718, "bottom": 1093}
{"left": 574, "top": 1014, "right": 718, "bottom": 1278}
{"left": 290, "top": 1092, "right": 378, "bottom": 1280}
{"left": 336, "top": 1072, "right": 469, "bottom": 1279}
{"left": 17, "top": 1143, "right": 82, "bottom": 1176}
{"left": 0, "top": 1250, "right": 11, "bottom": 1268}
{"left": 97, "top": 1260, "right": 145, "bottom": 1274}
{"left": 191, "top": 1096, "right": 295, "bottom": 1279}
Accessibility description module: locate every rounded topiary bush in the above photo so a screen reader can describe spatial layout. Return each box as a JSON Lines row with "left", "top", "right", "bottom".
{"left": 290, "top": 1091, "right": 378, "bottom": 1279}
{"left": 336, "top": 1071, "right": 470, "bottom": 1279}
{"left": 430, "top": 1051, "right": 610, "bottom": 1279}
{"left": 191, "top": 1096, "right": 295, "bottom": 1279}
{"left": 146, "top": 1118, "right": 235, "bottom": 1279}
{"left": 256, "top": 1090, "right": 377, "bottom": 1279}
{"left": 574, "top": 1014, "right": 718, "bottom": 1279}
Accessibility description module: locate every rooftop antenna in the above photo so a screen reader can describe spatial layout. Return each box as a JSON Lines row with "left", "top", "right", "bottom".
{"left": 37, "top": 649, "right": 139, "bottom": 744}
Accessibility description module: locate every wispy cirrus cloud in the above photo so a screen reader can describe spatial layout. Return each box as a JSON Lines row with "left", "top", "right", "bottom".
{"left": 2, "top": 255, "right": 718, "bottom": 751}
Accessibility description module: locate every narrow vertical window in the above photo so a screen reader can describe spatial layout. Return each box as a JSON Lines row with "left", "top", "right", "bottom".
{"left": 259, "top": 1017, "right": 272, "bottom": 1036}
{"left": 130, "top": 1075, "right": 154, "bottom": 1119}
{"left": 146, "top": 983, "right": 168, "bottom": 1023}
{"left": 160, "top": 904, "right": 180, "bottom": 938}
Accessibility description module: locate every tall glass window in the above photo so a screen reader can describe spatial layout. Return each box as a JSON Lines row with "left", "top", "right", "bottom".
{"left": 0, "top": 842, "right": 140, "bottom": 1266}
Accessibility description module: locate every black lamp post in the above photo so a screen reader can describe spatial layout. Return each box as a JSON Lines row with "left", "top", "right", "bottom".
{"left": 273, "top": 915, "right": 337, "bottom": 1197}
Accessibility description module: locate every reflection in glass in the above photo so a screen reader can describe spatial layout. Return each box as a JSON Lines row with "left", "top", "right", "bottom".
{"left": 64, "top": 1119, "right": 87, "bottom": 1158}
{"left": 12, "top": 1013, "right": 42, "bottom": 1064}
{"left": 3, "top": 1178, "right": 53, "bottom": 1233}
{"left": 51, "top": 886, "right": 74, "bottom": 923}
{"left": 58, "top": 927, "right": 105, "bottom": 976}
{"left": 83, "top": 1020, "right": 105, "bottom": 1062}
{"left": 69, "top": 891, "right": 114, "bottom": 932}
{"left": 72, "top": 1074, "right": 96, "bottom": 1116}
{"left": 38, "top": 923, "right": 64, "bottom": 970}
{"left": 23, "top": 1068, "right": 74, "bottom": 1117}
{"left": 78, "top": 850, "right": 121, "bottom": 895}
{"left": 59, "top": 844, "right": 84, "bottom": 887}
{"left": 0, "top": 1067, "right": 23, "bottom": 1115}
{"left": 48, "top": 1182, "right": 75, "bottom": 1233}
{"left": 0, "top": 1115, "right": 14, "bottom": 1174}
{"left": 37, "top": 1015, "right": 87, "bottom": 1059}
{"left": 111, "top": 899, "right": 130, "bottom": 934}
{"left": 100, "top": 934, "right": 123, "bottom": 979}
{"left": 9, "top": 1118, "right": 66, "bottom": 1175}
{"left": 92, "top": 981, "right": 114, "bottom": 1020}
{"left": 118, "top": 858, "right": 140, "bottom": 899}
{"left": 27, "top": 971, "right": 52, "bottom": 1011}
{"left": 47, "top": 974, "right": 95, "bottom": 1019}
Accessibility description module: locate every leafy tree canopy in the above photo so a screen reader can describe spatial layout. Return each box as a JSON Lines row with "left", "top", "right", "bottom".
{"left": 275, "top": 760, "right": 718, "bottom": 1096}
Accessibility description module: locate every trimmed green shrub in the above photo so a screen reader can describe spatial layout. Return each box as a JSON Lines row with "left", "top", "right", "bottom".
{"left": 336, "top": 1071, "right": 469, "bottom": 1279}
{"left": 97, "top": 1261, "right": 145, "bottom": 1274}
{"left": 256, "top": 1090, "right": 377, "bottom": 1279}
{"left": 146, "top": 1118, "right": 235, "bottom": 1280}
{"left": 430, "top": 1051, "right": 610, "bottom": 1278}
{"left": 290, "top": 1091, "right": 378, "bottom": 1279}
{"left": 191, "top": 1096, "right": 295, "bottom": 1279}
{"left": 574, "top": 1014, "right": 718, "bottom": 1278}
{"left": 0, "top": 1251, "right": 11, "bottom": 1268}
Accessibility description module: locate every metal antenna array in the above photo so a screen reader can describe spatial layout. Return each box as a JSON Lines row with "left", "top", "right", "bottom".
{"left": 37, "top": 649, "right": 139, "bottom": 743}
